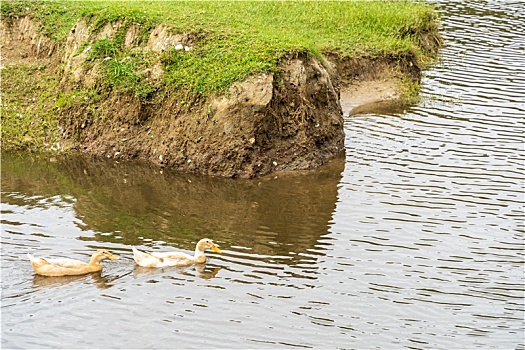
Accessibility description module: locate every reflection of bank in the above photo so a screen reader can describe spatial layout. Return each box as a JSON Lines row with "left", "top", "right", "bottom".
{"left": 2, "top": 152, "right": 344, "bottom": 270}
{"left": 133, "top": 264, "right": 221, "bottom": 280}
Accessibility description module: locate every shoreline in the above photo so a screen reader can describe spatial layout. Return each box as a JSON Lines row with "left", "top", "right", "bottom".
{"left": 0, "top": 2, "right": 441, "bottom": 178}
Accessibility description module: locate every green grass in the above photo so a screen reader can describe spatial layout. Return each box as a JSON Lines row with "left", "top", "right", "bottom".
{"left": 0, "top": 65, "right": 62, "bottom": 151}
{"left": 2, "top": 1, "right": 440, "bottom": 97}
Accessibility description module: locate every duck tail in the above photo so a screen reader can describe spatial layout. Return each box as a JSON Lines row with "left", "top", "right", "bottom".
{"left": 132, "top": 246, "right": 162, "bottom": 267}
{"left": 131, "top": 246, "right": 145, "bottom": 262}
{"left": 27, "top": 253, "right": 49, "bottom": 265}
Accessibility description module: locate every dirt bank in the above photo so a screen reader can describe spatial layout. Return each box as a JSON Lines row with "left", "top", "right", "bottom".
{"left": 1, "top": 17, "right": 428, "bottom": 178}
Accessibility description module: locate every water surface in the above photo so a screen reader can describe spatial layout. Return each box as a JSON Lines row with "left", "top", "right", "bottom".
{"left": 2, "top": 1, "right": 524, "bottom": 349}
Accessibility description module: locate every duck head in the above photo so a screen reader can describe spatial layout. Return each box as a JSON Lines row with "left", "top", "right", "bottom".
{"left": 197, "top": 238, "right": 222, "bottom": 254}
{"left": 91, "top": 249, "right": 119, "bottom": 264}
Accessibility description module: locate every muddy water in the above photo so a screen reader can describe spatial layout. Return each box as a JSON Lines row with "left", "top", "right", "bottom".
{"left": 2, "top": 1, "right": 524, "bottom": 349}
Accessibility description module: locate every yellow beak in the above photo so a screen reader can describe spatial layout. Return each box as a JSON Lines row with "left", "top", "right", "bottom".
{"left": 211, "top": 244, "right": 222, "bottom": 254}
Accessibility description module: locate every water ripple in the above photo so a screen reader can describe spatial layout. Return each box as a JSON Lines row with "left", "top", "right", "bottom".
{"left": 338, "top": 1, "right": 524, "bottom": 348}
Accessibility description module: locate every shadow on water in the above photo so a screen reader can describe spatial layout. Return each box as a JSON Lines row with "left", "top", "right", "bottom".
{"left": 1, "top": 152, "right": 345, "bottom": 262}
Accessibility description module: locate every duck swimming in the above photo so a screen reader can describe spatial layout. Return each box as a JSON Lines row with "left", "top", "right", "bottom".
{"left": 132, "top": 238, "right": 222, "bottom": 267}
{"left": 27, "top": 249, "right": 119, "bottom": 277}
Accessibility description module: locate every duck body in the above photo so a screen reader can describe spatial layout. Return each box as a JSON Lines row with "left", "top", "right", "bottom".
{"left": 132, "top": 238, "right": 222, "bottom": 268}
{"left": 27, "top": 249, "right": 119, "bottom": 277}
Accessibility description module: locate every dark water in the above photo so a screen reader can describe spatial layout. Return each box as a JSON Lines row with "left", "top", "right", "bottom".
{"left": 2, "top": 1, "right": 524, "bottom": 349}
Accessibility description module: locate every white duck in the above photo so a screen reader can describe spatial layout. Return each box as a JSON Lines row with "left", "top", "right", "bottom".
{"left": 132, "top": 238, "right": 222, "bottom": 267}
{"left": 27, "top": 249, "right": 119, "bottom": 276}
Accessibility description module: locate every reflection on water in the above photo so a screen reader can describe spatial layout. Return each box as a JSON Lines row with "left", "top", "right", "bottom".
{"left": 133, "top": 265, "right": 222, "bottom": 280}
{"left": 1, "top": 151, "right": 344, "bottom": 260}
{"left": 2, "top": 1, "right": 525, "bottom": 349}
{"left": 31, "top": 272, "right": 116, "bottom": 290}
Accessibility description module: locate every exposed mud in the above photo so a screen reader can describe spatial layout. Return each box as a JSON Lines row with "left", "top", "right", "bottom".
{"left": 1, "top": 17, "right": 423, "bottom": 178}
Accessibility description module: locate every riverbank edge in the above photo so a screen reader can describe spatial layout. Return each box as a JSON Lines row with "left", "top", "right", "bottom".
{"left": 0, "top": 9, "right": 441, "bottom": 178}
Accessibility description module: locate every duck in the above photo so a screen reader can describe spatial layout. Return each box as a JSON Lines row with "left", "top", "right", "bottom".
{"left": 132, "top": 238, "right": 222, "bottom": 267}
{"left": 27, "top": 249, "right": 119, "bottom": 277}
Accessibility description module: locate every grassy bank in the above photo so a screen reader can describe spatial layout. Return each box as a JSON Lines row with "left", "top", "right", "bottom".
{"left": 1, "top": 0, "right": 441, "bottom": 152}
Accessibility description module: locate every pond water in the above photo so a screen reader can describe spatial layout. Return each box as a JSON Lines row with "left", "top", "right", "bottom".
{"left": 1, "top": 1, "right": 524, "bottom": 349}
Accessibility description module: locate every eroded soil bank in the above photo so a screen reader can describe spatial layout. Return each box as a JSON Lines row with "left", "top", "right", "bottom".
{"left": 1, "top": 17, "right": 437, "bottom": 178}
